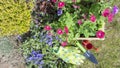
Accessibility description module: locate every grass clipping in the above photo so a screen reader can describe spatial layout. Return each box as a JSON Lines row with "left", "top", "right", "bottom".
{"left": 0, "top": 0, "right": 33, "bottom": 36}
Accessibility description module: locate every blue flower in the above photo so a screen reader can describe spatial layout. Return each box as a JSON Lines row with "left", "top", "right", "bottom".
{"left": 44, "top": 34, "right": 53, "bottom": 46}
{"left": 55, "top": 36, "right": 62, "bottom": 42}
{"left": 39, "top": 60, "right": 44, "bottom": 65}
{"left": 48, "top": 41, "right": 52, "bottom": 46}
{"left": 26, "top": 50, "right": 44, "bottom": 65}
{"left": 57, "top": 9, "right": 63, "bottom": 16}
{"left": 27, "top": 57, "right": 34, "bottom": 62}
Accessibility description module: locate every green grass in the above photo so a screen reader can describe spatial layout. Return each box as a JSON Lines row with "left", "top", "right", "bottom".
{"left": 79, "top": 1, "right": 120, "bottom": 68}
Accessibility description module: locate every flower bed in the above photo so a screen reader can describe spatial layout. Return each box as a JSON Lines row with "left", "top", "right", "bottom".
{"left": 20, "top": 0, "right": 119, "bottom": 68}
{"left": 31, "top": 0, "right": 118, "bottom": 41}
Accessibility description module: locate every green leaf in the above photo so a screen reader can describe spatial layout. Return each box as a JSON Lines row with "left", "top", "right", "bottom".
{"left": 65, "top": 12, "right": 74, "bottom": 29}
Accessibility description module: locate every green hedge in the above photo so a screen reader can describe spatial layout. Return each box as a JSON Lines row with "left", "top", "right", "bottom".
{"left": 0, "top": 0, "right": 33, "bottom": 37}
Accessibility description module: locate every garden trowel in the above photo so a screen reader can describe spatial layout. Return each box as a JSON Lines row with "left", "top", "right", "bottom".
{"left": 76, "top": 42, "right": 98, "bottom": 64}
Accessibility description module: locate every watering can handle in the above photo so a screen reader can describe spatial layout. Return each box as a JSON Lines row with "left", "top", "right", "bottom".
{"left": 76, "top": 42, "right": 86, "bottom": 53}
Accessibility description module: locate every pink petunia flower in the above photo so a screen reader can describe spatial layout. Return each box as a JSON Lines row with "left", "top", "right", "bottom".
{"left": 61, "top": 41, "right": 67, "bottom": 47}
{"left": 108, "top": 13, "right": 114, "bottom": 23}
{"left": 96, "top": 30, "right": 105, "bottom": 38}
{"left": 102, "top": 8, "right": 111, "bottom": 17}
{"left": 57, "top": 28, "right": 63, "bottom": 35}
{"left": 64, "top": 26, "right": 69, "bottom": 34}
{"left": 58, "top": 2, "right": 65, "bottom": 8}
{"left": 90, "top": 14, "right": 96, "bottom": 22}
{"left": 44, "top": 25, "right": 51, "bottom": 31}
{"left": 77, "top": 20, "right": 83, "bottom": 25}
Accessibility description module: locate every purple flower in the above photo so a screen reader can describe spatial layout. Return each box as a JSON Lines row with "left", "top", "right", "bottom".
{"left": 45, "top": 34, "right": 53, "bottom": 46}
{"left": 27, "top": 57, "right": 34, "bottom": 62}
{"left": 39, "top": 61, "right": 44, "bottom": 65}
{"left": 112, "top": 5, "right": 119, "bottom": 15}
{"left": 31, "top": 50, "right": 38, "bottom": 56}
{"left": 55, "top": 36, "right": 62, "bottom": 43}
{"left": 26, "top": 50, "right": 44, "bottom": 66}
{"left": 17, "top": 35, "right": 22, "bottom": 40}
{"left": 37, "top": 54, "right": 44, "bottom": 58}
{"left": 57, "top": 9, "right": 63, "bottom": 16}
{"left": 48, "top": 41, "right": 52, "bottom": 46}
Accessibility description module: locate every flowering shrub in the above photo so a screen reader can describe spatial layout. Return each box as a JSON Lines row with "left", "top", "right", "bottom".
{"left": 21, "top": 0, "right": 119, "bottom": 68}
{"left": 0, "top": 0, "right": 33, "bottom": 37}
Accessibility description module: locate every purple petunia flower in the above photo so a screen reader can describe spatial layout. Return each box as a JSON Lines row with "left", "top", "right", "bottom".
{"left": 112, "top": 5, "right": 119, "bottom": 15}
{"left": 57, "top": 9, "right": 63, "bottom": 16}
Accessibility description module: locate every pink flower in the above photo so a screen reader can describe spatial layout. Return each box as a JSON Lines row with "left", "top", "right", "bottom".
{"left": 72, "top": 4, "right": 80, "bottom": 9}
{"left": 57, "top": 28, "right": 63, "bottom": 35}
{"left": 61, "top": 41, "right": 67, "bottom": 47}
{"left": 108, "top": 13, "right": 114, "bottom": 23}
{"left": 90, "top": 14, "right": 96, "bottom": 22}
{"left": 64, "top": 26, "right": 69, "bottom": 34}
{"left": 72, "top": 0, "right": 76, "bottom": 2}
{"left": 96, "top": 30, "right": 105, "bottom": 38}
{"left": 58, "top": 2, "right": 65, "bottom": 8}
{"left": 77, "top": 20, "right": 83, "bottom": 25}
{"left": 82, "top": 14, "right": 87, "bottom": 20}
{"left": 102, "top": 8, "right": 110, "bottom": 17}
{"left": 52, "top": 0, "right": 57, "bottom": 3}
{"left": 44, "top": 25, "right": 51, "bottom": 31}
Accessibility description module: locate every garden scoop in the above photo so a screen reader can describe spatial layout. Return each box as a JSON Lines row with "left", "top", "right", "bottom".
{"left": 76, "top": 42, "right": 98, "bottom": 64}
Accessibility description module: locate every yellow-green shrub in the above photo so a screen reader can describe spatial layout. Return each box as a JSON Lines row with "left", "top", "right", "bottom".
{"left": 0, "top": 0, "right": 33, "bottom": 37}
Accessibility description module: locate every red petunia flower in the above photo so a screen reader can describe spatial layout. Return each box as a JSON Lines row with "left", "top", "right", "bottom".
{"left": 61, "top": 41, "right": 67, "bottom": 47}
{"left": 64, "top": 26, "right": 69, "bottom": 34}
{"left": 96, "top": 30, "right": 105, "bottom": 38}
{"left": 108, "top": 13, "right": 114, "bottom": 23}
{"left": 90, "top": 14, "right": 96, "bottom": 22}
{"left": 57, "top": 28, "right": 63, "bottom": 35}
{"left": 44, "top": 25, "right": 51, "bottom": 31}
{"left": 102, "top": 8, "right": 110, "bottom": 17}
{"left": 58, "top": 2, "right": 65, "bottom": 8}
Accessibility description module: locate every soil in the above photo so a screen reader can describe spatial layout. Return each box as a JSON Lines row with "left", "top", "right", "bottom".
{"left": 0, "top": 36, "right": 26, "bottom": 68}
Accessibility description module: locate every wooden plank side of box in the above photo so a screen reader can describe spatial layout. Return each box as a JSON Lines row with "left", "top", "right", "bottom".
{"left": 76, "top": 37, "right": 105, "bottom": 40}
